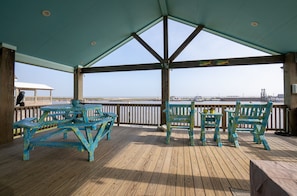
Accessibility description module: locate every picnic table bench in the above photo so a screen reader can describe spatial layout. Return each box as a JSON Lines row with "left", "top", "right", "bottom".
{"left": 163, "top": 101, "right": 195, "bottom": 146}
{"left": 225, "top": 101, "right": 273, "bottom": 150}
{"left": 13, "top": 100, "right": 117, "bottom": 161}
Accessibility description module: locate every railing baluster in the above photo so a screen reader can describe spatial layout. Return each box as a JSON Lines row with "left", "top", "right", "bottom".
{"left": 13, "top": 103, "right": 287, "bottom": 138}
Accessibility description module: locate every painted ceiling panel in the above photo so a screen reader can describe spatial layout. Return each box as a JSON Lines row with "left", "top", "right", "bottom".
{"left": 1, "top": 0, "right": 297, "bottom": 72}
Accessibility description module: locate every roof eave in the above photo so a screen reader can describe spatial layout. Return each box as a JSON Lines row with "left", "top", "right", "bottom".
{"left": 16, "top": 53, "right": 74, "bottom": 73}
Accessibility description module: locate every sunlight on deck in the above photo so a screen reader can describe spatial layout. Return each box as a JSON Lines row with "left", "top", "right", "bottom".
{"left": 0, "top": 126, "right": 296, "bottom": 195}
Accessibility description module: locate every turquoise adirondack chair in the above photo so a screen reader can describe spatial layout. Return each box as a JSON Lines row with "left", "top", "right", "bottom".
{"left": 164, "top": 101, "right": 195, "bottom": 146}
{"left": 226, "top": 101, "right": 273, "bottom": 150}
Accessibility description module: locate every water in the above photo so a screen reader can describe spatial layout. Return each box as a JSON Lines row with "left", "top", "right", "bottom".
{"left": 53, "top": 98, "right": 284, "bottom": 105}
{"left": 53, "top": 100, "right": 284, "bottom": 105}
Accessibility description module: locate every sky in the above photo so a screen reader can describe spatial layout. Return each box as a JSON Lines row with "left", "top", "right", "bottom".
{"left": 15, "top": 20, "right": 284, "bottom": 98}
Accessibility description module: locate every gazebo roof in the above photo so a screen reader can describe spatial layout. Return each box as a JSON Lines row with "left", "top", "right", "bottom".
{"left": 14, "top": 82, "right": 54, "bottom": 91}
{"left": 1, "top": 1, "right": 297, "bottom": 72}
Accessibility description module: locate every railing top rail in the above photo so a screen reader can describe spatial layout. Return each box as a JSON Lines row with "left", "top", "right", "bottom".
{"left": 14, "top": 102, "right": 287, "bottom": 109}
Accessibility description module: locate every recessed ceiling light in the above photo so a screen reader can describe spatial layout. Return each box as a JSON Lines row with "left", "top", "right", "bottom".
{"left": 42, "top": 10, "right": 51, "bottom": 17}
{"left": 251, "top": 21, "right": 258, "bottom": 27}
{"left": 90, "top": 41, "right": 96, "bottom": 46}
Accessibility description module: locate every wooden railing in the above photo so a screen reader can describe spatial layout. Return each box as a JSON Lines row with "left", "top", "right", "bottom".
{"left": 25, "top": 96, "right": 52, "bottom": 101}
{"left": 22, "top": 96, "right": 52, "bottom": 106}
{"left": 13, "top": 103, "right": 288, "bottom": 137}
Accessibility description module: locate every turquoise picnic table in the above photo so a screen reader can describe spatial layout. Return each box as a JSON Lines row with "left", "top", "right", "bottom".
{"left": 13, "top": 100, "right": 117, "bottom": 162}
{"left": 200, "top": 112, "right": 223, "bottom": 147}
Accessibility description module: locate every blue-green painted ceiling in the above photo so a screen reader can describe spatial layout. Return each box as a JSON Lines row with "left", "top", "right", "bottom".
{"left": 1, "top": 0, "right": 297, "bottom": 72}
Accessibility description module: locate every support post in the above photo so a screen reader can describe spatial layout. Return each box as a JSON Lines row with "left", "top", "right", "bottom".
{"left": 0, "top": 46, "right": 15, "bottom": 144}
{"left": 74, "top": 66, "right": 83, "bottom": 100}
{"left": 284, "top": 52, "right": 297, "bottom": 136}
{"left": 161, "top": 67, "right": 170, "bottom": 125}
{"left": 161, "top": 16, "right": 169, "bottom": 125}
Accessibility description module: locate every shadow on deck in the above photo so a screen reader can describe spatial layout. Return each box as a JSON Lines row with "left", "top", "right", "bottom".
{"left": 0, "top": 126, "right": 296, "bottom": 195}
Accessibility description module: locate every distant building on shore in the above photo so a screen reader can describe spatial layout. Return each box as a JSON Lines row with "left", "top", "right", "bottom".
{"left": 14, "top": 77, "right": 54, "bottom": 106}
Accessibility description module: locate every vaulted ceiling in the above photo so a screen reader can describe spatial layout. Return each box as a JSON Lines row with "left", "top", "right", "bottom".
{"left": 1, "top": 0, "right": 297, "bottom": 72}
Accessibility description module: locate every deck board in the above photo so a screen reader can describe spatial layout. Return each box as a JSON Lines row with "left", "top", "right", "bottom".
{"left": 0, "top": 126, "right": 296, "bottom": 195}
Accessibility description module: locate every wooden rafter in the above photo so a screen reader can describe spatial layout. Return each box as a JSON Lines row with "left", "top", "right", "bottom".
{"left": 169, "top": 25, "right": 204, "bottom": 62}
{"left": 131, "top": 32, "right": 163, "bottom": 63}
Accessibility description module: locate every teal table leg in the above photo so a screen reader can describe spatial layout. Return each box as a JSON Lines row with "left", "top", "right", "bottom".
{"left": 260, "top": 135, "right": 270, "bottom": 150}
{"left": 215, "top": 128, "right": 222, "bottom": 147}
{"left": 166, "top": 129, "right": 171, "bottom": 144}
{"left": 227, "top": 113, "right": 232, "bottom": 142}
{"left": 201, "top": 131, "right": 206, "bottom": 146}
{"left": 63, "top": 132, "right": 68, "bottom": 139}
{"left": 213, "top": 129, "right": 217, "bottom": 141}
{"left": 233, "top": 133, "right": 239, "bottom": 148}
{"left": 189, "top": 130, "right": 194, "bottom": 146}
{"left": 23, "top": 128, "right": 31, "bottom": 161}
{"left": 88, "top": 151, "right": 94, "bottom": 162}
{"left": 65, "top": 121, "right": 112, "bottom": 162}
{"left": 71, "top": 126, "right": 95, "bottom": 161}
{"left": 23, "top": 127, "right": 37, "bottom": 160}
{"left": 200, "top": 115, "right": 206, "bottom": 146}
{"left": 107, "top": 132, "right": 111, "bottom": 140}
{"left": 231, "top": 122, "right": 239, "bottom": 147}
{"left": 105, "top": 120, "right": 114, "bottom": 140}
{"left": 214, "top": 116, "right": 222, "bottom": 147}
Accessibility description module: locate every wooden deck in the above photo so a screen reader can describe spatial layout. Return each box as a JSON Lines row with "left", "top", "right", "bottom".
{"left": 0, "top": 126, "right": 296, "bottom": 195}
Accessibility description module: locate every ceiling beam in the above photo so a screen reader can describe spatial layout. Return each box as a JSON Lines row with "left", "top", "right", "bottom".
{"left": 81, "top": 55, "right": 284, "bottom": 73}
{"left": 158, "top": 0, "right": 168, "bottom": 15}
{"left": 170, "top": 55, "right": 285, "bottom": 69}
{"left": 16, "top": 53, "right": 74, "bottom": 73}
{"left": 169, "top": 25, "right": 204, "bottom": 62}
{"left": 132, "top": 32, "right": 163, "bottom": 63}
{"left": 81, "top": 63, "right": 162, "bottom": 73}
